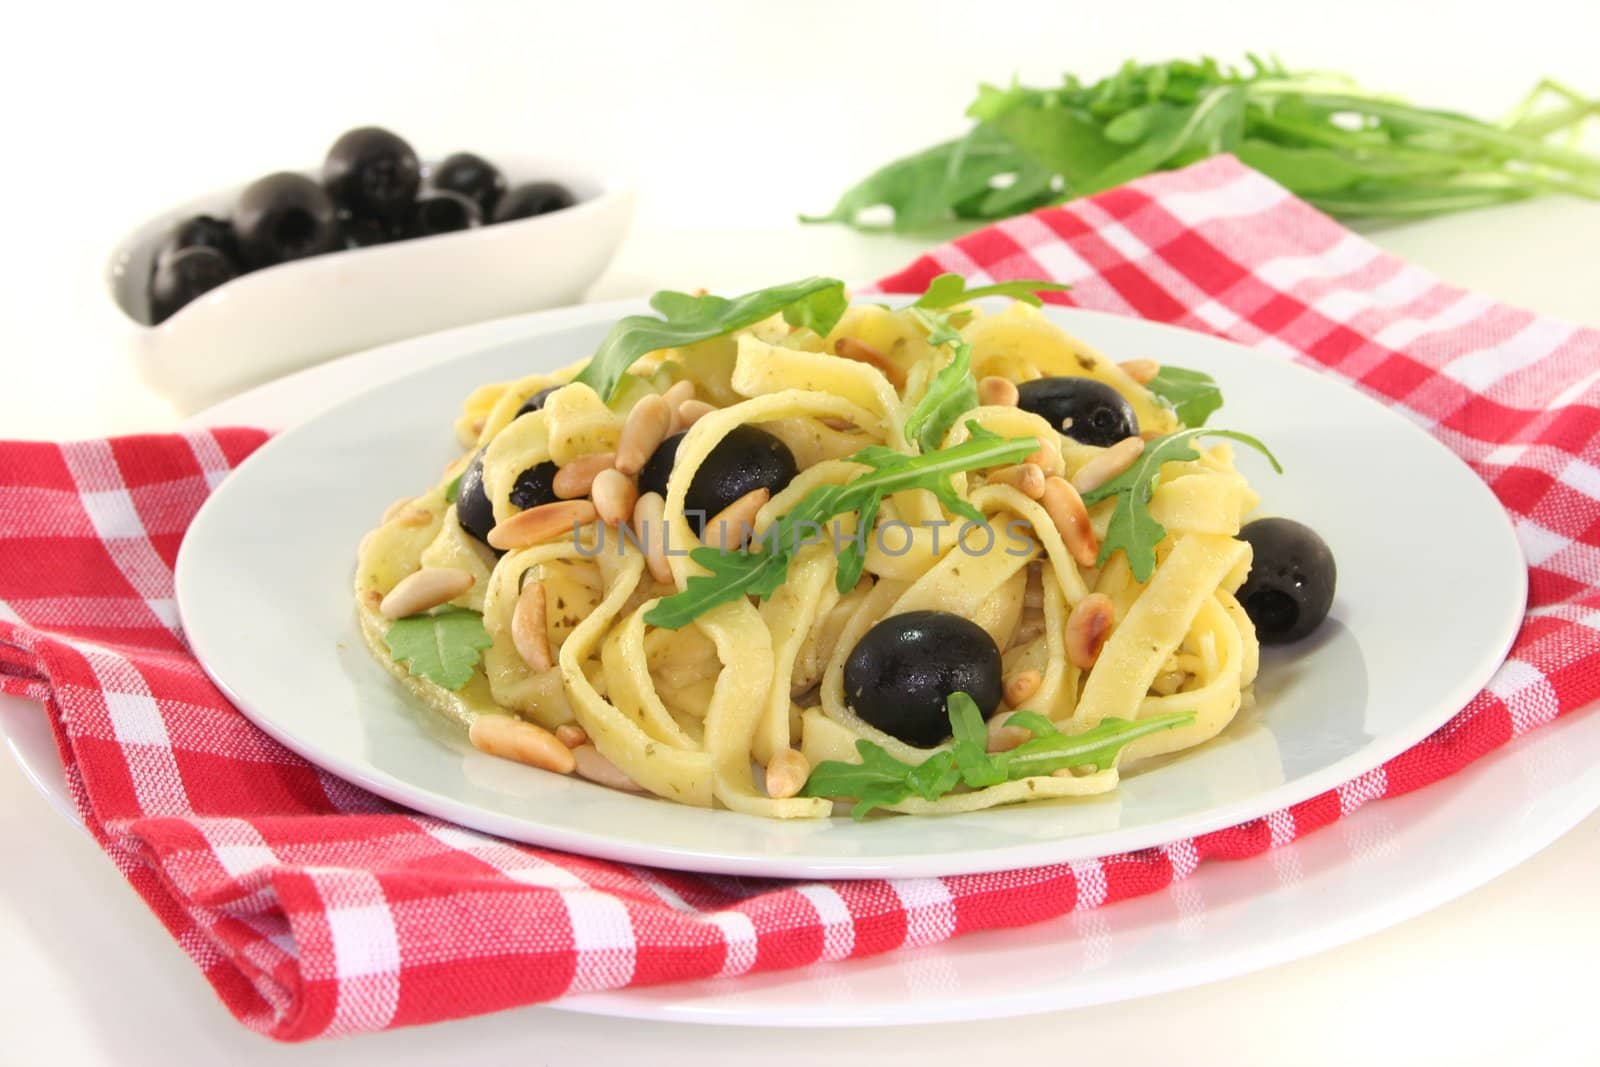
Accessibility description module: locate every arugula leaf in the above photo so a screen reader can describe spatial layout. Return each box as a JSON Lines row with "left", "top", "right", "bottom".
{"left": 902, "top": 307, "right": 979, "bottom": 453}
{"left": 799, "top": 125, "right": 1046, "bottom": 232}
{"left": 994, "top": 711, "right": 1196, "bottom": 776}
{"left": 1081, "top": 428, "right": 1281, "bottom": 581}
{"left": 1145, "top": 365, "right": 1223, "bottom": 427}
{"left": 801, "top": 740, "right": 960, "bottom": 816}
{"left": 912, "top": 273, "right": 1072, "bottom": 309}
{"left": 833, "top": 493, "right": 879, "bottom": 592}
{"left": 383, "top": 608, "right": 494, "bottom": 690}
{"left": 782, "top": 283, "right": 850, "bottom": 336}
{"left": 572, "top": 278, "right": 849, "bottom": 401}
{"left": 806, "top": 59, "right": 1600, "bottom": 232}
{"left": 444, "top": 473, "right": 462, "bottom": 504}
{"left": 801, "top": 692, "right": 1196, "bottom": 819}
{"left": 947, "top": 692, "right": 1006, "bottom": 788}
{"left": 644, "top": 424, "right": 1034, "bottom": 629}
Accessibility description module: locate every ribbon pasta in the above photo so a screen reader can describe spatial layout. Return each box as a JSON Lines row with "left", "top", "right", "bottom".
{"left": 355, "top": 301, "right": 1262, "bottom": 818}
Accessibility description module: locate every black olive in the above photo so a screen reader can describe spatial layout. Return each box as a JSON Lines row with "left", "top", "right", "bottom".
{"left": 233, "top": 172, "right": 340, "bottom": 269}
{"left": 338, "top": 211, "right": 392, "bottom": 249}
{"left": 1016, "top": 376, "right": 1138, "bottom": 447}
{"left": 514, "top": 386, "right": 559, "bottom": 418}
{"left": 157, "top": 215, "right": 240, "bottom": 270}
{"left": 508, "top": 461, "right": 559, "bottom": 510}
{"left": 149, "top": 246, "right": 236, "bottom": 323}
{"left": 429, "top": 152, "right": 507, "bottom": 217}
{"left": 454, "top": 450, "right": 497, "bottom": 544}
{"left": 844, "top": 611, "right": 1003, "bottom": 747}
{"left": 493, "top": 181, "right": 577, "bottom": 223}
{"left": 638, "top": 425, "right": 797, "bottom": 533}
{"left": 1237, "top": 518, "right": 1336, "bottom": 644}
{"left": 636, "top": 433, "right": 680, "bottom": 499}
{"left": 399, "top": 189, "right": 481, "bottom": 238}
{"left": 456, "top": 450, "right": 562, "bottom": 546}
{"left": 323, "top": 126, "right": 421, "bottom": 221}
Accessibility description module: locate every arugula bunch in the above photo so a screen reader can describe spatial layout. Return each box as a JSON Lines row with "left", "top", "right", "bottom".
{"left": 1084, "top": 428, "right": 1281, "bottom": 582}
{"left": 801, "top": 692, "right": 1195, "bottom": 819}
{"left": 806, "top": 57, "right": 1600, "bottom": 231}
{"left": 643, "top": 423, "right": 1037, "bottom": 629}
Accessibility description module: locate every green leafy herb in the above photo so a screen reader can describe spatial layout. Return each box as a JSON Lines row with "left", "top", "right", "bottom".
{"left": 902, "top": 307, "right": 979, "bottom": 452}
{"left": 1145, "top": 365, "right": 1223, "bottom": 427}
{"left": 912, "top": 272, "right": 1072, "bottom": 309}
{"left": 572, "top": 278, "right": 849, "bottom": 401}
{"left": 807, "top": 58, "right": 1600, "bottom": 231}
{"left": 1081, "top": 428, "right": 1281, "bottom": 581}
{"left": 901, "top": 274, "right": 1069, "bottom": 451}
{"left": 383, "top": 607, "right": 494, "bottom": 690}
{"left": 643, "top": 424, "right": 1036, "bottom": 630}
{"left": 444, "top": 473, "right": 462, "bottom": 504}
{"left": 801, "top": 691, "right": 1196, "bottom": 819}
{"left": 800, "top": 125, "right": 1055, "bottom": 232}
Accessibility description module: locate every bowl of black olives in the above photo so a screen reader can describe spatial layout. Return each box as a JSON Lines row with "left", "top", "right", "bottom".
{"left": 107, "top": 126, "right": 633, "bottom": 412}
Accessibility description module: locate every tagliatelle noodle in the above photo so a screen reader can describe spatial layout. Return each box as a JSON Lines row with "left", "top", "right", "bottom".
{"left": 354, "top": 300, "right": 1267, "bottom": 817}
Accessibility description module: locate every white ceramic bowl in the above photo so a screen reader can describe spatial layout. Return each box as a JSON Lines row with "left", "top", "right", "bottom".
{"left": 106, "top": 156, "right": 633, "bottom": 413}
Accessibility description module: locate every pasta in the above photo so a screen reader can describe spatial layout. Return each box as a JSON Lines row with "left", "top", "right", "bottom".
{"left": 355, "top": 287, "right": 1269, "bottom": 819}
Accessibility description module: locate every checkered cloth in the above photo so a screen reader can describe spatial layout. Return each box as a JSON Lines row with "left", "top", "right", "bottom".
{"left": 3, "top": 157, "right": 1597, "bottom": 1040}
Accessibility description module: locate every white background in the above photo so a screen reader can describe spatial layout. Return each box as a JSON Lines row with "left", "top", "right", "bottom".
{"left": 2, "top": 0, "right": 1599, "bottom": 1062}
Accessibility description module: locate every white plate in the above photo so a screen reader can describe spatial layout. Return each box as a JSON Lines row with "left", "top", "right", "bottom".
{"left": 173, "top": 300, "right": 1526, "bottom": 878}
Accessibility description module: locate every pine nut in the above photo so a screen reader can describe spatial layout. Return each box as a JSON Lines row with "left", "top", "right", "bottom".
{"left": 572, "top": 745, "right": 644, "bottom": 791}
{"left": 1003, "top": 668, "right": 1042, "bottom": 707}
{"left": 987, "top": 714, "right": 1033, "bottom": 753}
{"left": 1041, "top": 476, "right": 1099, "bottom": 568}
{"left": 833, "top": 337, "right": 904, "bottom": 387}
{"left": 1029, "top": 436, "right": 1066, "bottom": 476}
{"left": 394, "top": 507, "right": 432, "bottom": 527}
{"left": 978, "top": 375, "right": 1019, "bottom": 407}
{"left": 488, "top": 499, "right": 598, "bottom": 551}
{"left": 555, "top": 723, "right": 589, "bottom": 749}
{"left": 1066, "top": 593, "right": 1116, "bottom": 670}
{"left": 704, "top": 487, "right": 770, "bottom": 551}
{"left": 360, "top": 588, "right": 383, "bottom": 611}
{"left": 511, "top": 579, "right": 553, "bottom": 671}
{"left": 591, "top": 468, "right": 638, "bottom": 526}
{"left": 632, "top": 491, "right": 675, "bottom": 583}
{"left": 988, "top": 462, "right": 1046, "bottom": 499}
{"left": 676, "top": 399, "right": 715, "bottom": 428}
{"left": 615, "top": 394, "right": 674, "bottom": 475}
{"left": 379, "top": 567, "right": 475, "bottom": 618}
{"left": 382, "top": 497, "right": 413, "bottom": 523}
{"left": 662, "top": 380, "right": 696, "bottom": 410}
{"left": 1120, "top": 358, "right": 1159, "bottom": 385}
{"left": 765, "top": 748, "right": 811, "bottom": 799}
{"left": 1071, "top": 436, "right": 1145, "bottom": 495}
{"left": 469, "top": 715, "right": 575, "bottom": 774}
{"left": 552, "top": 451, "right": 617, "bottom": 499}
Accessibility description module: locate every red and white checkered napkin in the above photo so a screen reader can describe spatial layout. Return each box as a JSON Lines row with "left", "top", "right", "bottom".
{"left": 4, "top": 157, "right": 1599, "bottom": 1040}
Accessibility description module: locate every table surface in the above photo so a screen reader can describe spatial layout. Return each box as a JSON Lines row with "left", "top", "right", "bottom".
{"left": 3, "top": 1, "right": 1599, "bottom": 1060}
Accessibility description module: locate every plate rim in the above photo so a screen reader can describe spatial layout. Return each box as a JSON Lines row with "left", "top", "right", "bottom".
{"left": 174, "top": 300, "right": 1529, "bottom": 878}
